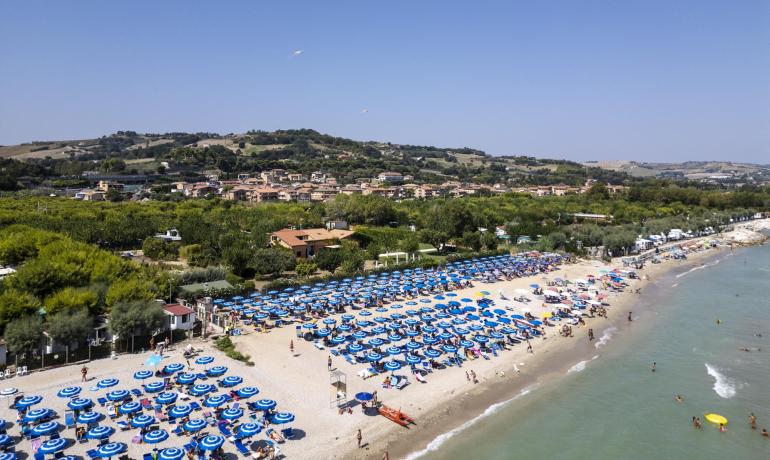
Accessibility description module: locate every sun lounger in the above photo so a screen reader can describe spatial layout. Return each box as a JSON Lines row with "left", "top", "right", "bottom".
{"left": 414, "top": 372, "right": 427, "bottom": 383}
{"left": 329, "top": 349, "right": 340, "bottom": 357}
{"left": 116, "top": 421, "right": 130, "bottom": 431}
{"left": 86, "top": 449, "right": 100, "bottom": 459}
{"left": 356, "top": 369, "right": 374, "bottom": 380}
{"left": 190, "top": 401, "right": 201, "bottom": 411}
{"left": 266, "top": 428, "right": 285, "bottom": 443}
{"left": 131, "top": 388, "right": 143, "bottom": 397}
{"left": 342, "top": 353, "right": 356, "bottom": 365}
{"left": 97, "top": 397, "right": 108, "bottom": 406}
{"left": 396, "top": 376, "right": 409, "bottom": 389}
{"left": 313, "top": 342, "right": 325, "bottom": 350}
{"left": 143, "top": 454, "right": 154, "bottom": 460}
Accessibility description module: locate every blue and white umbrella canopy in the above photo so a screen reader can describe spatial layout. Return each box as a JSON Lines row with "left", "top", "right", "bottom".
{"left": 118, "top": 401, "right": 141, "bottom": 415}
{"left": 0, "top": 452, "right": 16, "bottom": 460}
{"left": 155, "top": 392, "right": 178, "bottom": 405}
{"left": 424, "top": 349, "right": 441, "bottom": 359}
{"left": 15, "top": 395, "right": 42, "bottom": 409}
{"left": 206, "top": 366, "right": 227, "bottom": 377}
{"left": 38, "top": 438, "right": 67, "bottom": 454}
{"left": 67, "top": 398, "right": 93, "bottom": 410}
{"left": 144, "top": 381, "right": 165, "bottom": 393}
{"left": 159, "top": 448, "right": 185, "bottom": 460}
{"left": 236, "top": 422, "right": 261, "bottom": 438}
{"left": 252, "top": 399, "right": 276, "bottom": 411}
{"left": 0, "top": 435, "right": 11, "bottom": 447}
{"left": 406, "top": 355, "right": 421, "bottom": 365}
{"left": 0, "top": 388, "right": 17, "bottom": 397}
{"left": 97, "top": 442, "right": 127, "bottom": 458}
{"left": 176, "top": 373, "right": 197, "bottom": 385}
{"left": 86, "top": 425, "right": 115, "bottom": 440}
{"left": 442, "top": 345, "right": 458, "bottom": 354}
{"left": 97, "top": 378, "right": 119, "bottom": 389}
{"left": 473, "top": 335, "right": 489, "bottom": 344}
{"left": 354, "top": 392, "right": 373, "bottom": 402}
{"left": 163, "top": 363, "right": 185, "bottom": 374}
{"left": 384, "top": 361, "right": 402, "bottom": 372}
{"left": 220, "top": 376, "right": 243, "bottom": 387}
{"left": 203, "top": 395, "right": 228, "bottom": 408}
{"left": 31, "top": 421, "right": 60, "bottom": 436}
{"left": 183, "top": 419, "right": 207, "bottom": 433}
{"left": 405, "top": 341, "right": 422, "bottom": 351}
{"left": 366, "top": 352, "right": 382, "bottom": 362}
{"left": 131, "top": 414, "right": 155, "bottom": 428}
{"left": 133, "top": 370, "right": 153, "bottom": 380}
{"left": 199, "top": 435, "right": 225, "bottom": 451}
{"left": 195, "top": 356, "right": 214, "bottom": 366}
{"left": 56, "top": 386, "right": 81, "bottom": 398}
{"left": 23, "top": 408, "right": 53, "bottom": 423}
{"left": 459, "top": 340, "right": 474, "bottom": 348}
{"left": 106, "top": 390, "right": 129, "bottom": 401}
{"left": 330, "top": 336, "right": 345, "bottom": 345}
{"left": 236, "top": 387, "right": 259, "bottom": 399}
{"left": 169, "top": 405, "right": 192, "bottom": 419}
{"left": 190, "top": 384, "right": 215, "bottom": 396}
{"left": 347, "top": 344, "right": 364, "bottom": 353}
{"left": 77, "top": 411, "right": 103, "bottom": 424}
{"left": 220, "top": 407, "right": 243, "bottom": 420}
{"left": 269, "top": 412, "right": 295, "bottom": 425}
{"left": 143, "top": 429, "right": 169, "bottom": 444}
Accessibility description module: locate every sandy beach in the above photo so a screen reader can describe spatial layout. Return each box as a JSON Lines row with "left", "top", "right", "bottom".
{"left": 2, "top": 220, "right": 767, "bottom": 460}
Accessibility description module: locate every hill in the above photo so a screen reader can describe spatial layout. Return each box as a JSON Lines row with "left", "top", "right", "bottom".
{"left": 584, "top": 160, "right": 770, "bottom": 185}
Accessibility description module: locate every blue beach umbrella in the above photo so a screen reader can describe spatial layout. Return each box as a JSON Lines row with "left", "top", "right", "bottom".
{"left": 56, "top": 386, "right": 81, "bottom": 398}
{"left": 384, "top": 361, "right": 402, "bottom": 372}
{"left": 38, "top": 438, "right": 67, "bottom": 455}
{"left": 203, "top": 395, "right": 228, "bottom": 408}
{"left": 253, "top": 399, "right": 276, "bottom": 411}
{"left": 97, "top": 378, "right": 119, "bottom": 389}
{"left": 406, "top": 355, "right": 421, "bottom": 365}
{"left": 77, "top": 411, "right": 103, "bottom": 424}
{"left": 176, "top": 373, "right": 197, "bottom": 385}
{"left": 131, "top": 414, "right": 155, "bottom": 428}
{"left": 0, "top": 453, "right": 15, "bottom": 460}
{"left": 190, "top": 384, "right": 215, "bottom": 396}
{"left": 269, "top": 412, "right": 295, "bottom": 425}
{"left": 32, "top": 421, "right": 60, "bottom": 437}
{"left": 23, "top": 408, "right": 53, "bottom": 423}
{"left": 347, "top": 344, "right": 364, "bottom": 353}
{"left": 425, "top": 349, "right": 441, "bottom": 359}
{"left": 67, "top": 398, "right": 93, "bottom": 411}
{"left": 236, "top": 387, "right": 259, "bottom": 399}
{"left": 0, "top": 435, "right": 11, "bottom": 448}
{"left": 355, "top": 392, "right": 373, "bottom": 402}
{"left": 220, "top": 376, "right": 243, "bottom": 387}
{"left": 459, "top": 340, "right": 474, "bottom": 348}
{"left": 106, "top": 390, "right": 129, "bottom": 401}
{"left": 97, "top": 442, "right": 127, "bottom": 458}
{"left": 221, "top": 407, "right": 243, "bottom": 420}
{"left": 163, "top": 363, "right": 184, "bottom": 374}
{"left": 206, "top": 366, "right": 228, "bottom": 377}
{"left": 199, "top": 435, "right": 225, "bottom": 451}
{"left": 144, "top": 381, "right": 165, "bottom": 393}
{"left": 385, "top": 347, "right": 402, "bottom": 356}
{"left": 330, "top": 336, "right": 345, "bottom": 345}
{"left": 143, "top": 429, "right": 169, "bottom": 444}
{"left": 133, "top": 370, "right": 153, "bottom": 380}
{"left": 15, "top": 395, "right": 42, "bottom": 409}
{"left": 442, "top": 345, "right": 458, "bottom": 354}
{"left": 86, "top": 425, "right": 115, "bottom": 440}
{"left": 118, "top": 401, "right": 141, "bottom": 415}
{"left": 183, "top": 419, "right": 207, "bottom": 433}
{"left": 169, "top": 405, "right": 192, "bottom": 419}
{"left": 405, "top": 341, "right": 422, "bottom": 350}
{"left": 155, "top": 392, "right": 178, "bottom": 405}
{"left": 366, "top": 352, "right": 382, "bottom": 362}
{"left": 159, "top": 448, "right": 186, "bottom": 460}
{"left": 237, "top": 422, "right": 261, "bottom": 438}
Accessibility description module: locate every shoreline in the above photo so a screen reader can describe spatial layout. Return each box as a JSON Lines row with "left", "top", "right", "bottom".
{"left": 360, "top": 243, "right": 750, "bottom": 459}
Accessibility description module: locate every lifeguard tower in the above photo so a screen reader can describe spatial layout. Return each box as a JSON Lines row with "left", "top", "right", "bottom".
{"left": 330, "top": 370, "right": 347, "bottom": 408}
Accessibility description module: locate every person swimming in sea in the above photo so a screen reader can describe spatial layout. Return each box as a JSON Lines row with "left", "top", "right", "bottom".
{"left": 651, "top": 362, "right": 656, "bottom": 372}
{"left": 762, "top": 428, "right": 768, "bottom": 437}
{"left": 719, "top": 423, "right": 727, "bottom": 433}
{"left": 750, "top": 413, "right": 757, "bottom": 430}
{"left": 675, "top": 394, "right": 683, "bottom": 403}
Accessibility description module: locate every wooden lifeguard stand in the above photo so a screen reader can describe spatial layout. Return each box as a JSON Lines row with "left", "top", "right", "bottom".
{"left": 330, "top": 370, "right": 347, "bottom": 408}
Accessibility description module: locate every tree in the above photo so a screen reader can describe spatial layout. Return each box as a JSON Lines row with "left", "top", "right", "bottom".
{"left": 45, "top": 287, "right": 100, "bottom": 315}
{"left": 314, "top": 248, "right": 344, "bottom": 272}
{"left": 105, "top": 276, "right": 158, "bottom": 309}
{"left": 480, "top": 231, "right": 498, "bottom": 250}
{"left": 252, "top": 248, "right": 295, "bottom": 277}
{"left": 295, "top": 260, "right": 317, "bottom": 277}
{"left": 461, "top": 231, "right": 482, "bottom": 252}
{"left": 418, "top": 229, "right": 449, "bottom": 253}
{"left": 4, "top": 316, "right": 43, "bottom": 358}
{"left": 586, "top": 182, "right": 610, "bottom": 200}
{"left": 399, "top": 235, "right": 420, "bottom": 260}
{"left": 0, "top": 290, "right": 42, "bottom": 333}
{"left": 46, "top": 309, "right": 93, "bottom": 349}
{"left": 109, "top": 300, "right": 165, "bottom": 350}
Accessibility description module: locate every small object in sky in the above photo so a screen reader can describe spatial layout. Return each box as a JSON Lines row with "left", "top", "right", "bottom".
{"left": 292, "top": 50, "right": 304, "bottom": 57}
{"left": 360, "top": 108, "right": 369, "bottom": 114}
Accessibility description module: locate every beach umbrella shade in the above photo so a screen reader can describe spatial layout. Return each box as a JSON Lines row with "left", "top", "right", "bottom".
{"left": 38, "top": 438, "right": 67, "bottom": 455}
{"left": 97, "top": 378, "right": 119, "bottom": 389}
{"left": 199, "top": 435, "right": 225, "bottom": 451}
{"left": 203, "top": 395, "right": 228, "bottom": 408}
{"left": 133, "top": 370, "right": 153, "bottom": 380}
{"left": 194, "top": 356, "right": 215, "bottom": 366}
{"left": 269, "top": 412, "right": 295, "bottom": 425}
{"left": 355, "top": 392, "right": 373, "bottom": 402}
{"left": 190, "top": 383, "right": 215, "bottom": 396}
{"left": 183, "top": 419, "right": 207, "bottom": 433}
{"left": 442, "top": 345, "right": 458, "bottom": 354}
{"left": 385, "top": 347, "right": 402, "bottom": 356}
{"left": 347, "top": 344, "right": 364, "bottom": 353}
{"left": 118, "top": 401, "right": 141, "bottom": 415}
{"left": 86, "top": 425, "right": 115, "bottom": 440}
{"left": 169, "top": 405, "right": 192, "bottom": 419}
{"left": 405, "top": 341, "right": 422, "bottom": 351}
{"left": 176, "top": 373, "right": 197, "bottom": 385}
{"left": 406, "top": 355, "right": 421, "bottom": 365}
{"left": 96, "top": 442, "right": 127, "bottom": 458}
{"left": 387, "top": 334, "right": 402, "bottom": 342}
{"left": 77, "top": 411, "right": 103, "bottom": 424}
{"left": 23, "top": 408, "right": 53, "bottom": 423}
{"left": 366, "top": 352, "right": 382, "bottom": 362}
{"left": 253, "top": 399, "right": 276, "bottom": 411}
{"left": 131, "top": 414, "right": 155, "bottom": 428}
{"left": 159, "top": 448, "right": 186, "bottom": 460}
{"left": 220, "top": 407, "right": 244, "bottom": 420}
{"left": 67, "top": 398, "right": 93, "bottom": 411}
{"left": 0, "top": 435, "right": 11, "bottom": 448}
{"left": 316, "top": 328, "right": 331, "bottom": 337}
{"left": 106, "top": 390, "right": 129, "bottom": 401}
{"left": 163, "top": 363, "right": 184, "bottom": 374}
{"left": 330, "top": 336, "right": 346, "bottom": 345}
{"left": 0, "top": 388, "right": 17, "bottom": 397}
{"left": 236, "top": 422, "right": 261, "bottom": 438}
{"left": 206, "top": 366, "right": 228, "bottom": 377}
{"left": 220, "top": 376, "right": 243, "bottom": 388}
{"left": 143, "top": 429, "right": 169, "bottom": 444}
{"left": 0, "top": 453, "right": 16, "bottom": 460}
{"left": 144, "top": 381, "right": 165, "bottom": 393}
{"left": 424, "top": 337, "right": 438, "bottom": 345}
{"left": 56, "top": 386, "right": 81, "bottom": 398}
{"left": 384, "top": 361, "right": 402, "bottom": 372}
{"left": 32, "top": 421, "right": 60, "bottom": 437}
{"left": 473, "top": 335, "right": 489, "bottom": 344}
{"left": 156, "top": 392, "right": 178, "bottom": 405}
{"left": 424, "top": 349, "right": 441, "bottom": 359}
{"left": 15, "top": 395, "right": 43, "bottom": 409}
{"left": 236, "top": 387, "right": 259, "bottom": 399}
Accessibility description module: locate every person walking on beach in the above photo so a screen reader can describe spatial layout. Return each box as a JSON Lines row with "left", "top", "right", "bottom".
{"left": 357, "top": 429, "right": 362, "bottom": 448}
{"left": 328, "top": 355, "right": 333, "bottom": 371}
{"left": 465, "top": 370, "right": 470, "bottom": 381}
{"left": 651, "top": 362, "right": 656, "bottom": 372}
{"left": 81, "top": 365, "right": 88, "bottom": 382}
{"left": 628, "top": 311, "right": 633, "bottom": 322}
{"left": 526, "top": 340, "right": 533, "bottom": 353}
{"left": 290, "top": 340, "right": 294, "bottom": 355}
{"left": 470, "top": 370, "right": 478, "bottom": 384}
{"left": 750, "top": 413, "right": 757, "bottom": 430}
{"left": 588, "top": 329, "right": 594, "bottom": 341}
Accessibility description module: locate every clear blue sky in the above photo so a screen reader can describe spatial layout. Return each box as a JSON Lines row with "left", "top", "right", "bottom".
{"left": 1, "top": 1, "right": 768, "bottom": 162}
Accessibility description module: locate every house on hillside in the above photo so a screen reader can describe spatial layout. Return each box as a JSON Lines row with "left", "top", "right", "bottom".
{"left": 270, "top": 228, "right": 354, "bottom": 258}
{"left": 163, "top": 303, "right": 196, "bottom": 331}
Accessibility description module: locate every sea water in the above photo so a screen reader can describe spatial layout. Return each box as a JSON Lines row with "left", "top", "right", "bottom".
{"left": 412, "top": 243, "right": 770, "bottom": 460}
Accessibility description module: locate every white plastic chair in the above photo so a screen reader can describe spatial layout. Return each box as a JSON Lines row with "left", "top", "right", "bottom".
{"left": 3, "top": 369, "right": 11, "bottom": 379}
{"left": 19, "top": 366, "right": 27, "bottom": 376}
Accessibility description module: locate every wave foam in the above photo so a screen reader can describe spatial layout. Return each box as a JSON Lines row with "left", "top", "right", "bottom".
{"left": 403, "top": 385, "right": 537, "bottom": 460}
{"left": 676, "top": 259, "right": 721, "bottom": 279}
{"left": 594, "top": 327, "right": 616, "bottom": 349}
{"left": 705, "top": 363, "right": 738, "bottom": 398}
{"left": 567, "top": 355, "right": 599, "bottom": 374}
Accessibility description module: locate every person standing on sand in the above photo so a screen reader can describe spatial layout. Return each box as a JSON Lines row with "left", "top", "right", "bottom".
{"left": 470, "top": 370, "right": 478, "bottom": 384}
{"left": 588, "top": 329, "right": 594, "bottom": 341}
{"left": 328, "top": 355, "right": 332, "bottom": 371}
{"left": 81, "top": 365, "right": 88, "bottom": 382}
{"left": 465, "top": 371, "right": 470, "bottom": 381}
{"left": 526, "top": 340, "right": 533, "bottom": 353}
{"left": 357, "top": 429, "right": 362, "bottom": 448}
{"left": 628, "top": 311, "right": 633, "bottom": 322}
{"left": 383, "top": 451, "right": 389, "bottom": 460}
{"left": 290, "top": 340, "right": 294, "bottom": 355}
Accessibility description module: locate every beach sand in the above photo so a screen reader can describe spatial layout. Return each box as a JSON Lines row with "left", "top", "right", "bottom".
{"left": 2, "top": 220, "right": 767, "bottom": 460}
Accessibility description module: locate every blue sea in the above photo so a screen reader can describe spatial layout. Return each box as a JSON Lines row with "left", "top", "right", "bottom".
{"left": 410, "top": 242, "right": 770, "bottom": 460}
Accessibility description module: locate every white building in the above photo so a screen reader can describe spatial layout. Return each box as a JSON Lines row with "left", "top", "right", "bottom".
{"left": 163, "top": 304, "right": 196, "bottom": 331}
